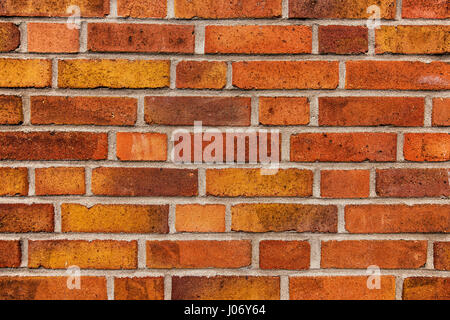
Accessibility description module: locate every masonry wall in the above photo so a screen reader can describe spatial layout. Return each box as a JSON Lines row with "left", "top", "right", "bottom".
{"left": 0, "top": 0, "right": 448, "bottom": 300}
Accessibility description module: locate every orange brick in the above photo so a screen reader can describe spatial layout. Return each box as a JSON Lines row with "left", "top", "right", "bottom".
{"left": 118, "top": 0, "right": 166, "bottom": 18}
{"left": 176, "top": 61, "right": 227, "bottom": 89}
{"left": 376, "top": 169, "right": 449, "bottom": 198}
{"left": 289, "top": 0, "right": 396, "bottom": 19}
{"left": 376, "top": 26, "right": 449, "bottom": 54}
{"left": 0, "top": 59, "right": 51, "bottom": 88}
{"left": 61, "top": 204, "right": 169, "bottom": 234}
{"left": 0, "top": 277, "right": 107, "bottom": 300}
{"left": 205, "top": 25, "right": 312, "bottom": 54}
{"left": 233, "top": 61, "right": 339, "bottom": 89}
{"left": 0, "top": 0, "right": 110, "bottom": 17}
{"left": 174, "top": 0, "right": 282, "bottom": 19}
{"left": 28, "top": 23, "right": 79, "bottom": 53}
{"left": 402, "top": 0, "right": 449, "bottom": 19}
{"left": 0, "top": 241, "right": 21, "bottom": 268}
{"left": 345, "top": 205, "right": 450, "bottom": 233}
{"left": 0, "top": 167, "right": 28, "bottom": 196}
{"left": 0, "top": 23, "right": 20, "bottom": 52}
{"left": 404, "top": 133, "right": 450, "bottom": 162}
{"left": 0, "top": 204, "right": 54, "bottom": 233}
{"left": 31, "top": 96, "right": 137, "bottom": 126}
{"left": 116, "top": 132, "right": 167, "bottom": 161}
{"left": 433, "top": 98, "right": 450, "bottom": 126}
{"left": 146, "top": 241, "right": 251, "bottom": 269}
{"left": 0, "top": 132, "right": 108, "bottom": 160}
{"left": 58, "top": 59, "right": 170, "bottom": 89}
{"left": 291, "top": 133, "right": 397, "bottom": 162}
{"left": 28, "top": 240, "right": 137, "bottom": 270}
{"left": 0, "top": 95, "right": 22, "bottom": 124}
{"left": 232, "top": 204, "right": 338, "bottom": 233}
{"left": 259, "top": 97, "right": 310, "bottom": 126}
{"left": 172, "top": 276, "right": 280, "bottom": 300}
{"left": 321, "top": 240, "right": 427, "bottom": 269}
{"left": 434, "top": 242, "right": 450, "bottom": 271}
{"left": 115, "top": 277, "right": 164, "bottom": 300}
{"left": 88, "top": 24, "right": 194, "bottom": 53}
{"left": 206, "top": 169, "right": 313, "bottom": 197}
{"left": 403, "top": 277, "right": 449, "bottom": 300}
{"left": 321, "top": 170, "right": 370, "bottom": 198}
{"left": 319, "top": 26, "right": 368, "bottom": 54}
{"left": 35, "top": 167, "right": 85, "bottom": 196}
{"left": 175, "top": 204, "right": 226, "bottom": 233}
{"left": 260, "top": 241, "right": 310, "bottom": 270}
{"left": 290, "top": 276, "right": 396, "bottom": 300}
{"left": 346, "top": 61, "right": 450, "bottom": 90}
{"left": 92, "top": 167, "right": 198, "bottom": 197}
{"left": 319, "top": 97, "right": 425, "bottom": 127}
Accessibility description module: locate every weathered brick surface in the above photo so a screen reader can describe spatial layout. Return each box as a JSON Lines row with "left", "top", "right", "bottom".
{"left": 319, "top": 26, "right": 368, "bottom": 54}
{"left": 433, "top": 98, "right": 450, "bottom": 126}
{"left": 403, "top": 278, "right": 449, "bottom": 300}
{"left": 404, "top": 133, "right": 450, "bottom": 162}
{"left": 117, "top": 0, "right": 166, "bottom": 18}
{"left": 176, "top": 61, "right": 227, "bottom": 89}
{"left": 0, "top": 204, "right": 54, "bottom": 232}
{"left": 0, "top": 241, "right": 21, "bottom": 268}
{"left": 0, "top": 23, "right": 20, "bottom": 52}
{"left": 28, "top": 23, "right": 79, "bottom": 53}
{"left": 321, "top": 170, "right": 370, "bottom": 198}
{"left": 35, "top": 167, "right": 85, "bottom": 196}
{"left": 116, "top": 132, "right": 167, "bottom": 161}
{"left": 0, "top": 95, "right": 22, "bottom": 124}
{"left": 402, "top": 0, "right": 449, "bottom": 19}
{"left": 0, "top": 168, "right": 28, "bottom": 196}
{"left": 175, "top": 204, "right": 226, "bottom": 233}
{"left": 434, "top": 242, "right": 450, "bottom": 271}
{"left": 0, "top": 59, "right": 52, "bottom": 88}
{"left": 260, "top": 241, "right": 310, "bottom": 270}
{"left": 259, "top": 97, "right": 310, "bottom": 126}
{"left": 114, "top": 277, "right": 164, "bottom": 300}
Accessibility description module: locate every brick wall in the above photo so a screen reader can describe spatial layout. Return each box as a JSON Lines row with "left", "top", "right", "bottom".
{"left": 0, "top": 0, "right": 448, "bottom": 300}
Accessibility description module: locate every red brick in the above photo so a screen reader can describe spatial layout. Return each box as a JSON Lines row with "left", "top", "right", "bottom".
{"left": 0, "top": 204, "right": 54, "bottom": 233}
{"left": 175, "top": 204, "right": 226, "bottom": 233}
{"left": 27, "top": 23, "right": 79, "bottom": 53}
{"left": 174, "top": 0, "right": 282, "bottom": 19}
{"left": 233, "top": 61, "right": 339, "bottom": 89}
{"left": 289, "top": 0, "right": 396, "bottom": 19}
{"left": 205, "top": 25, "right": 312, "bottom": 54}
{"left": 376, "top": 169, "right": 449, "bottom": 198}
{"left": 321, "top": 240, "right": 427, "bottom": 269}
{"left": 260, "top": 241, "right": 310, "bottom": 270}
{"left": 0, "top": 95, "right": 22, "bottom": 125}
{"left": 146, "top": 241, "right": 251, "bottom": 269}
{"left": 259, "top": 97, "right": 310, "bottom": 126}
{"left": 291, "top": 133, "right": 397, "bottom": 162}
{"left": 0, "top": 23, "right": 20, "bottom": 52}
{"left": 319, "top": 26, "right": 368, "bottom": 54}
{"left": 35, "top": 167, "right": 85, "bottom": 196}
{"left": 92, "top": 167, "right": 198, "bottom": 197}
{"left": 116, "top": 132, "right": 167, "bottom": 161}
{"left": 321, "top": 170, "right": 370, "bottom": 198}
{"left": 404, "top": 133, "right": 450, "bottom": 162}
{"left": 0, "top": 277, "right": 107, "bottom": 300}
{"left": 434, "top": 242, "right": 450, "bottom": 271}
{"left": 88, "top": 23, "right": 194, "bottom": 53}
{"left": 145, "top": 96, "right": 251, "bottom": 126}
{"left": 176, "top": 61, "right": 227, "bottom": 89}
{"left": 433, "top": 98, "right": 450, "bottom": 126}
{"left": 206, "top": 169, "right": 313, "bottom": 197}
{"left": 402, "top": 0, "right": 449, "bottom": 19}
{"left": 31, "top": 96, "right": 137, "bottom": 126}
{"left": 172, "top": 276, "right": 280, "bottom": 300}
{"left": 0, "top": 241, "right": 21, "bottom": 268}
{"left": 0, "top": 132, "right": 108, "bottom": 160}
{"left": 346, "top": 61, "right": 450, "bottom": 90}
{"left": 0, "top": 167, "right": 28, "bottom": 196}
{"left": 345, "top": 205, "right": 450, "bottom": 233}
{"left": 376, "top": 26, "right": 450, "bottom": 54}
{"left": 117, "top": 0, "right": 166, "bottom": 18}
{"left": 290, "top": 276, "right": 396, "bottom": 300}
{"left": 115, "top": 277, "right": 164, "bottom": 300}
{"left": 319, "top": 97, "right": 425, "bottom": 127}
{"left": 403, "top": 277, "right": 449, "bottom": 300}
{"left": 232, "top": 204, "right": 338, "bottom": 233}
{"left": 0, "top": 0, "right": 110, "bottom": 17}
{"left": 28, "top": 240, "right": 137, "bottom": 270}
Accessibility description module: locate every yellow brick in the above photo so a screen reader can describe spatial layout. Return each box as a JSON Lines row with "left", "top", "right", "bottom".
{"left": 0, "top": 59, "right": 51, "bottom": 88}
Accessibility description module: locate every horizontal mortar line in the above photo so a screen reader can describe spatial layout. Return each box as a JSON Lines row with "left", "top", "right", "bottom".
{"left": 1, "top": 17, "right": 450, "bottom": 25}
{"left": 0, "top": 269, "right": 448, "bottom": 278}
{"left": 2, "top": 52, "right": 450, "bottom": 61}
{"left": 0, "top": 126, "right": 449, "bottom": 133}
{"left": 0, "top": 233, "right": 448, "bottom": 241}
{"left": 0, "top": 89, "right": 449, "bottom": 96}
